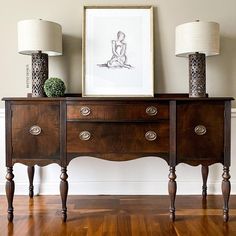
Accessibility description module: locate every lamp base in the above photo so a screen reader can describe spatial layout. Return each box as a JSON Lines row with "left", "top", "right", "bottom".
{"left": 189, "top": 53, "right": 206, "bottom": 98}
{"left": 32, "top": 52, "right": 48, "bottom": 97}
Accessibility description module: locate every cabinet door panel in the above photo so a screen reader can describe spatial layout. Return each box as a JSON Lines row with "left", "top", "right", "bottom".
{"left": 11, "top": 103, "right": 60, "bottom": 160}
{"left": 177, "top": 101, "right": 224, "bottom": 164}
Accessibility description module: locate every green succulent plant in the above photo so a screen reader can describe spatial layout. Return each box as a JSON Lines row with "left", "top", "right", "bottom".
{"left": 44, "top": 77, "right": 66, "bottom": 97}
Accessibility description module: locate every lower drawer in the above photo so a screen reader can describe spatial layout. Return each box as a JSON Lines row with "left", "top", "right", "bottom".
{"left": 67, "top": 122, "right": 169, "bottom": 154}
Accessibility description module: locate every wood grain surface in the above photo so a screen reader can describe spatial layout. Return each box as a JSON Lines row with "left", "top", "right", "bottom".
{"left": 0, "top": 195, "right": 236, "bottom": 236}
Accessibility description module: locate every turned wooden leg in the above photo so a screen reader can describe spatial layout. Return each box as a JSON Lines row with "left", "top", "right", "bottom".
{"left": 6, "top": 167, "right": 15, "bottom": 222}
{"left": 60, "top": 167, "right": 68, "bottom": 222}
{"left": 168, "top": 166, "right": 177, "bottom": 221}
{"left": 27, "top": 166, "right": 35, "bottom": 198}
{"left": 222, "top": 166, "right": 231, "bottom": 222}
{"left": 201, "top": 165, "right": 209, "bottom": 198}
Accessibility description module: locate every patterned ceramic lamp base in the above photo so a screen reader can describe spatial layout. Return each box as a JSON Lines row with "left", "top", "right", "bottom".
{"left": 189, "top": 53, "right": 206, "bottom": 98}
{"left": 32, "top": 52, "right": 48, "bottom": 97}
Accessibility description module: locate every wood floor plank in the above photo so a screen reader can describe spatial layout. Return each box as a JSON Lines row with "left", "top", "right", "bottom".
{"left": 148, "top": 216, "right": 178, "bottom": 236}
{"left": 117, "top": 213, "right": 132, "bottom": 236}
{"left": 0, "top": 195, "right": 236, "bottom": 236}
{"left": 102, "top": 214, "right": 117, "bottom": 236}
{"left": 87, "top": 215, "right": 104, "bottom": 236}
{"left": 131, "top": 214, "right": 148, "bottom": 236}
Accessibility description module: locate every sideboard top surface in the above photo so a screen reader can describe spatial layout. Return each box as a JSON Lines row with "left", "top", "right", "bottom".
{"left": 2, "top": 93, "right": 234, "bottom": 101}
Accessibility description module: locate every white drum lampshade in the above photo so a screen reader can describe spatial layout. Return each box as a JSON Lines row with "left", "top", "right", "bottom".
{"left": 175, "top": 21, "right": 220, "bottom": 97}
{"left": 17, "top": 19, "right": 62, "bottom": 97}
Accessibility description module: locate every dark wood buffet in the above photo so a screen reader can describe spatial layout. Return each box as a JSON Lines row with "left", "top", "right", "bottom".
{"left": 2, "top": 94, "right": 233, "bottom": 222}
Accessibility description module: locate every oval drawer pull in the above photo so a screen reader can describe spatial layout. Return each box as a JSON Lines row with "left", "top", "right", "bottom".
{"left": 194, "top": 125, "right": 207, "bottom": 136}
{"left": 79, "top": 131, "right": 91, "bottom": 141}
{"left": 29, "top": 125, "right": 42, "bottom": 136}
{"left": 145, "top": 131, "right": 157, "bottom": 141}
{"left": 80, "top": 106, "right": 91, "bottom": 116}
{"left": 146, "top": 106, "right": 157, "bottom": 116}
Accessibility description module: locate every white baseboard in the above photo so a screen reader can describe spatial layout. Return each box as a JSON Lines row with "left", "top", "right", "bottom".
{"left": 231, "top": 108, "right": 236, "bottom": 117}
{"left": 0, "top": 108, "right": 4, "bottom": 118}
{"left": 1, "top": 181, "right": 236, "bottom": 195}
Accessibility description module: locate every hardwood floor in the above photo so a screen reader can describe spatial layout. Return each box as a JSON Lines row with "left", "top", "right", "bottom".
{"left": 1, "top": 195, "right": 236, "bottom": 236}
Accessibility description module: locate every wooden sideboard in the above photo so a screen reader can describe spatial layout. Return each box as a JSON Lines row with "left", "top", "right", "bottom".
{"left": 2, "top": 94, "right": 233, "bottom": 222}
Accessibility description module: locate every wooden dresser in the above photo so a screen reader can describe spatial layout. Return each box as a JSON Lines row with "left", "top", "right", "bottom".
{"left": 2, "top": 94, "right": 233, "bottom": 222}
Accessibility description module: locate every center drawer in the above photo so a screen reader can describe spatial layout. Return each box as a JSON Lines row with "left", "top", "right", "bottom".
{"left": 67, "top": 122, "right": 169, "bottom": 154}
{"left": 67, "top": 102, "right": 169, "bottom": 121}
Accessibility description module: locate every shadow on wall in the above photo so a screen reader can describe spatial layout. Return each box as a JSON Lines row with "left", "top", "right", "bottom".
{"left": 61, "top": 34, "right": 82, "bottom": 93}
{"left": 207, "top": 35, "right": 236, "bottom": 101}
{"left": 153, "top": 6, "right": 165, "bottom": 93}
{"left": 220, "top": 36, "right": 236, "bottom": 95}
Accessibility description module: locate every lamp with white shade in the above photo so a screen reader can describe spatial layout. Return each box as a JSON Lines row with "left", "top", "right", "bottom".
{"left": 18, "top": 19, "right": 62, "bottom": 97}
{"left": 175, "top": 21, "right": 220, "bottom": 97}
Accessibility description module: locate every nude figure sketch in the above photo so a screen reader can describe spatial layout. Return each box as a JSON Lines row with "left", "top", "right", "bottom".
{"left": 97, "top": 31, "right": 133, "bottom": 69}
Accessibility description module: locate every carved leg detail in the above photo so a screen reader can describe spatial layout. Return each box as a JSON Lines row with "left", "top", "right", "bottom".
{"left": 60, "top": 167, "right": 68, "bottom": 222}
{"left": 6, "top": 167, "right": 15, "bottom": 222}
{"left": 168, "top": 166, "right": 177, "bottom": 221}
{"left": 222, "top": 166, "right": 231, "bottom": 222}
{"left": 201, "top": 165, "right": 209, "bottom": 198}
{"left": 27, "top": 166, "right": 35, "bottom": 198}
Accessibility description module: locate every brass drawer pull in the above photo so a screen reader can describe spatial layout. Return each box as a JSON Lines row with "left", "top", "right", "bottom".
{"left": 145, "top": 131, "right": 157, "bottom": 141}
{"left": 194, "top": 125, "right": 207, "bottom": 136}
{"left": 79, "top": 131, "right": 91, "bottom": 141}
{"left": 80, "top": 106, "right": 91, "bottom": 116}
{"left": 29, "top": 125, "right": 42, "bottom": 136}
{"left": 146, "top": 106, "right": 157, "bottom": 116}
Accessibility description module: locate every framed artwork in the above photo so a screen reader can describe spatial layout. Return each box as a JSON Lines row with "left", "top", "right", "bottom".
{"left": 83, "top": 6, "right": 154, "bottom": 97}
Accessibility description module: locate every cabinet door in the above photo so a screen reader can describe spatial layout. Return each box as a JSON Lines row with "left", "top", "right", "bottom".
{"left": 11, "top": 103, "right": 60, "bottom": 160}
{"left": 176, "top": 101, "right": 225, "bottom": 165}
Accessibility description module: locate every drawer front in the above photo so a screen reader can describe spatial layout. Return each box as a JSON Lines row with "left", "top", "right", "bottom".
{"left": 67, "top": 122, "right": 169, "bottom": 154}
{"left": 67, "top": 102, "right": 169, "bottom": 121}
{"left": 11, "top": 103, "right": 60, "bottom": 160}
{"left": 176, "top": 101, "right": 224, "bottom": 164}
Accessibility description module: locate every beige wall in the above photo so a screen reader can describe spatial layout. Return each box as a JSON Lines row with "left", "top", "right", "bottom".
{"left": 1, "top": 0, "right": 236, "bottom": 107}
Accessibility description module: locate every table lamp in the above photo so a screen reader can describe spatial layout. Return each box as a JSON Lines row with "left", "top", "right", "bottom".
{"left": 18, "top": 19, "right": 62, "bottom": 97}
{"left": 175, "top": 21, "right": 220, "bottom": 97}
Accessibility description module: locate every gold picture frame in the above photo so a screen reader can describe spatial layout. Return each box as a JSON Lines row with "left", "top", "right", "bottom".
{"left": 82, "top": 5, "right": 154, "bottom": 97}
